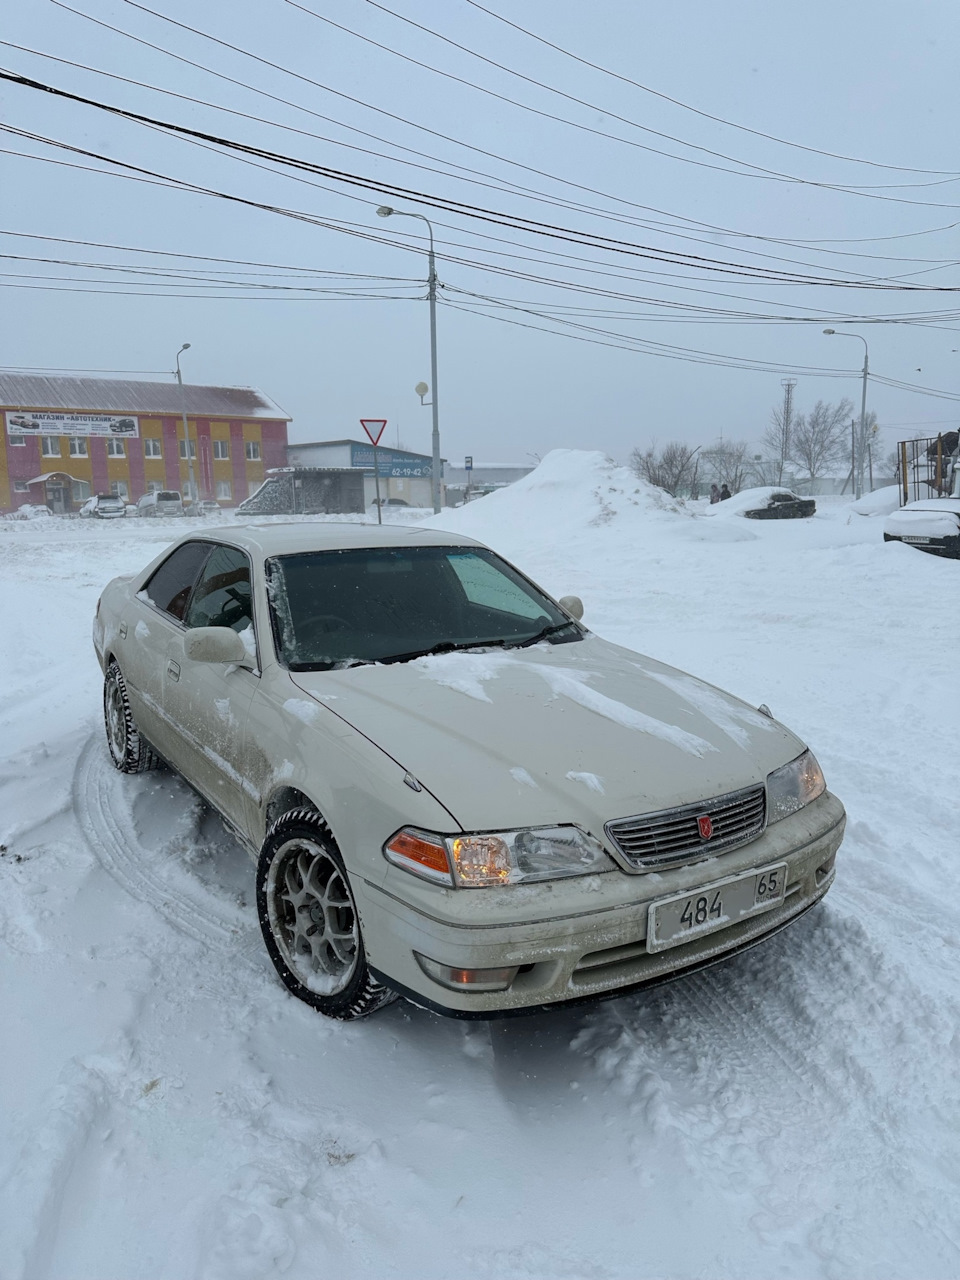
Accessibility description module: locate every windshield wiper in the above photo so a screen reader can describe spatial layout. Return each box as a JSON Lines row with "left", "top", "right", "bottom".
{"left": 513, "top": 620, "right": 581, "bottom": 648}
{"left": 379, "top": 637, "right": 515, "bottom": 665}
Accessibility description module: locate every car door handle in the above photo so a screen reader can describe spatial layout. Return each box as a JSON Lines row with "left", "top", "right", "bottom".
{"left": 167, "top": 660, "right": 181, "bottom": 682}
{"left": 119, "top": 621, "right": 128, "bottom": 639}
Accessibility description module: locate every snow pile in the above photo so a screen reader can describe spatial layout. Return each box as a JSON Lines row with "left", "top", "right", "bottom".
{"left": 849, "top": 484, "right": 902, "bottom": 517}
{"left": 427, "top": 449, "right": 686, "bottom": 555}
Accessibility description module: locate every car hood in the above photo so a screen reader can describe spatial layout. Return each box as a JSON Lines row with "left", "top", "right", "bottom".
{"left": 290, "top": 635, "right": 804, "bottom": 835}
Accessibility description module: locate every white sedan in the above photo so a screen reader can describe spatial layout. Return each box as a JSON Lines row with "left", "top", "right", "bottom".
{"left": 93, "top": 523, "right": 845, "bottom": 1020}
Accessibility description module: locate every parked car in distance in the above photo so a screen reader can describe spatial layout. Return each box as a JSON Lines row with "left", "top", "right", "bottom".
{"left": 883, "top": 497, "right": 960, "bottom": 558}
{"left": 136, "top": 490, "right": 184, "bottom": 518}
{"left": 93, "top": 524, "right": 844, "bottom": 1022}
{"left": 740, "top": 489, "right": 816, "bottom": 520}
{"left": 198, "top": 500, "right": 222, "bottom": 516}
{"left": 79, "top": 493, "right": 127, "bottom": 519}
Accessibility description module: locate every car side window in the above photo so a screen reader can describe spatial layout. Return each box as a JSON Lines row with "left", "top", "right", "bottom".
{"left": 184, "top": 544, "right": 254, "bottom": 634}
{"left": 447, "top": 552, "right": 548, "bottom": 620}
{"left": 142, "top": 541, "right": 213, "bottom": 622}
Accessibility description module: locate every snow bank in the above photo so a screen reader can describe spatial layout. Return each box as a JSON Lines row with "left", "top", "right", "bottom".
{"left": 427, "top": 449, "right": 686, "bottom": 551}
{"left": 849, "top": 485, "right": 901, "bottom": 517}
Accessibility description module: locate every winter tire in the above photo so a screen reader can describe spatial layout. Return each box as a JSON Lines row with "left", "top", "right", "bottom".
{"left": 103, "top": 661, "right": 161, "bottom": 774}
{"left": 256, "top": 810, "right": 397, "bottom": 1020}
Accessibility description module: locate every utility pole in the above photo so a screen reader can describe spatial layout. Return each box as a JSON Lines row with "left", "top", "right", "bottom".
{"left": 779, "top": 378, "right": 796, "bottom": 484}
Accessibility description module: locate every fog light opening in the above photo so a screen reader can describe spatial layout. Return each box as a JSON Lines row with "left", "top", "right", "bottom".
{"left": 415, "top": 953, "right": 519, "bottom": 993}
{"left": 816, "top": 853, "right": 837, "bottom": 885}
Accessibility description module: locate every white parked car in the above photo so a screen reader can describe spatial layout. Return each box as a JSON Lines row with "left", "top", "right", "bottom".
{"left": 883, "top": 498, "right": 960, "bottom": 559}
{"left": 92, "top": 524, "right": 844, "bottom": 1021}
{"left": 79, "top": 493, "right": 127, "bottom": 519}
{"left": 136, "top": 490, "right": 184, "bottom": 518}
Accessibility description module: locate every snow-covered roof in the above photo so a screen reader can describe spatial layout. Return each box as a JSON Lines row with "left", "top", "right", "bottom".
{"left": 0, "top": 375, "right": 290, "bottom": 420}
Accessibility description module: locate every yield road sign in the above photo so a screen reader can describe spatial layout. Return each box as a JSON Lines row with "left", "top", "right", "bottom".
{"left": 360, "top": 419, "right": 387, "bottom": 446}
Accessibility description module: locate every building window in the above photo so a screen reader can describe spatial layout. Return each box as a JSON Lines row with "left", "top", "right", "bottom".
{"left": 213, "top": 440, "right": 230, "bottom": 460}
{"left": 41, "top": 436, "right": 60, "bottom": 457}
{"left": 110, "top": 480, "right": 129, "bottom": 500}
{"left": 14, "top": 480, "right": 30, "bottom": 492}
{"left": 179, "top": 438, "right": 198, "bottom": 459}
{"left": 183, "top": 480, "right": 198, "bottom": 500}
{"left": 245, "top": 441, "right": 261, "bottom": 461}
{"left": 107, "top": 438, "right": 126, "bottom": 457}
{"left": 147, "top": 480, "right": 163, "bottom": 494}
{"left": 144, "top": 437, "right": 162, "bottom": 458}
{"left": 216, "top": 480, "right": 232, "bottom": 500}
{"left": 8, "top": 435, "right": 25, "bottom": 447}
{"left": 71, "top": 479, "right": 91, "bottom": 501}
{"left": 69, "top": 437, "right": 88, "bottom": 457}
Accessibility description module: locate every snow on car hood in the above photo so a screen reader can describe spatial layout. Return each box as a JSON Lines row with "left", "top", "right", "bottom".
{"left": 290, "top": 635, "right": 804, "bottom": 834}
{"left": 884, "top": 500, "right": 960, "bottom": 539}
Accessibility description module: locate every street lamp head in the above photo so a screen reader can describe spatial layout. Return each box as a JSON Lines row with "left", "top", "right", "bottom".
{"left": 822, "top": 329, "right": 836, "bottom": 335}
{"left": 178, "top": 342, "right": 191, "bottom": 352}
{"left": 376, "top": 206, "right": 394, "bottom": 217}
{"left": 415, "top": 381, "right": 429, "bottom": 397}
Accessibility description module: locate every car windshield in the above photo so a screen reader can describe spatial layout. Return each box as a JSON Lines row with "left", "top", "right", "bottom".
{"left": 265, "top": 545, "right": 580, "bottom": 671}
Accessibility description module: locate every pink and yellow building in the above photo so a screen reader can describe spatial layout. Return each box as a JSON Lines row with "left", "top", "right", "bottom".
{"left": 0, "top": 375, "right": 289, "bottom": 513}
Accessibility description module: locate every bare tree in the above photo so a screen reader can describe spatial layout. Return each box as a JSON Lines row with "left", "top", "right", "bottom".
{"left": 701, "top": 439, "right": 750, "bottom": 493}
{"left": 760, "top": 407, "right": 792, "bottom": 485}
{"left": 629, "top": 441, "right": 700, "bottom": 497}
{"left": 788, "top": 399, "right": 852, "bottom": 483}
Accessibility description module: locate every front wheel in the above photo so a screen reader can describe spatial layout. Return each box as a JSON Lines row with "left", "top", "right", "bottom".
{"left": 103, "top": 661, "right": 160, "bottom": 774}
{"left": 256, "top": 811, "right": 396, "bottom": 1020}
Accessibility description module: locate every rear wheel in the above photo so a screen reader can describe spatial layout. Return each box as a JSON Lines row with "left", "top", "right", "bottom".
{"left": 256, "top": 810, "right": 396, "bottom": 1020}
{"left": 103, "top": 661, "right": 160, "bottom": 773}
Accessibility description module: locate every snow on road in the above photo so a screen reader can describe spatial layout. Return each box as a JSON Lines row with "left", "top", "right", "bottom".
{"left": 1, "top": 451, "right": 959, "bottom": 1279}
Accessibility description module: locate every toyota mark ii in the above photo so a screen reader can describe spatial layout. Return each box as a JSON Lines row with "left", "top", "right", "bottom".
{"left": 93, "top": 523, "right": 844, "bottom": 1020}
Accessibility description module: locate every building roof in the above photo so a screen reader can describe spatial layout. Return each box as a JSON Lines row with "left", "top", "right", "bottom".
{"left": 290, "top": 438, "right": 432, "bottom": 461}
{"left": 0, "top": 375, "right": 289, "bottom": 420}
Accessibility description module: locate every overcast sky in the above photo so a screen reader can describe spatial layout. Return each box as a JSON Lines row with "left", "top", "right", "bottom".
{"left": 1, "top": 0, "right": 958, "bottom": 465}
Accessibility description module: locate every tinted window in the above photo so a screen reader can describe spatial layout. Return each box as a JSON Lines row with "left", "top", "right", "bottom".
{"left": 142, "top": 542, "right": 213, "bottom": 621}
{"left": 159, "top": 491, "right": 180, "bottom": 502}
{"left": 184, "top": 545, "right": 253, "bottom": 634}
{"left": 266, "top": 545, "right": 574, "bottom": 671}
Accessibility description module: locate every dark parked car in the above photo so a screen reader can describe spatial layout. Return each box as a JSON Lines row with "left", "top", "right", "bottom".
{"left": 742, "top": 490, "right": 816, "bottom": 520}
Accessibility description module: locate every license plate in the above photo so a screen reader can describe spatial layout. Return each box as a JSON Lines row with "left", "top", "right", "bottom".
{"left": 900, "top": 536, "right": 931, "bottom": 544}
{"left": 646, "top": 863, "right": 787, "bottom": 953}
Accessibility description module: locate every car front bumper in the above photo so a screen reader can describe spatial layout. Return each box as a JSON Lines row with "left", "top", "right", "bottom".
{"left": 357, "top": 790, "right": 845, "bottom": 1018}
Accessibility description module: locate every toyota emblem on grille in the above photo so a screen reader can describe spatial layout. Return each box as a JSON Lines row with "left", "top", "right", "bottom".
{"left": 697, "top": 814, "right": 714, "bottom": 840}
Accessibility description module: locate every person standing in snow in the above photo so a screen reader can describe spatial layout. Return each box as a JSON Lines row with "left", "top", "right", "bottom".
{"left": 720, "top": 483, "right": 731, "bottom": 500}
{"left": 709, "top": 483, "right": 721, "bottom": 504}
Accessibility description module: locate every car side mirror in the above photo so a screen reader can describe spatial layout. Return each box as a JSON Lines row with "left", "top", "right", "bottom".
{"left": 184, "top": 626, "right": 251, "bottom": 666}
{"left": 558, "top": 594, "right": 584, "bottom": 621}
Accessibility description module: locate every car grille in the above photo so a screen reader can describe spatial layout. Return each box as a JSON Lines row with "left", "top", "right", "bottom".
{"left": 605, "top": 783, "right": 766, "bottom": 870}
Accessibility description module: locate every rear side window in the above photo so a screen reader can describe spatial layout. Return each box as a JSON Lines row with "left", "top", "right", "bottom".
{"left": 142, "top": 542, "right": 213, "bottom": 621}
{"left": 158, "top": 491, "right": 180, "bottom": 502}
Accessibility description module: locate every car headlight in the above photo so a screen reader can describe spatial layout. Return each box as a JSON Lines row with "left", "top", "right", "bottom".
{"left": 766, "top": 750, "right": 825, "bottom": 823}
{"left": 384, "top": 824, "right": 614, "bottom": 887}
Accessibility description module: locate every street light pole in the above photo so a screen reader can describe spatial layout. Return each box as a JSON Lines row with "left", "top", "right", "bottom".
{"left": 175, "top": 343, "right": 198, "bottom": 502}
{"left": 376, "top": 206, "right": 442, "bottom": 513}
{"left": 823, "top": 329, "right": 869, "bottom": 499}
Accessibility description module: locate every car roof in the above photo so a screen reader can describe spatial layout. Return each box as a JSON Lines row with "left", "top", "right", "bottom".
{"left": 177, "top": 520, "right": 486, "bottom": 557}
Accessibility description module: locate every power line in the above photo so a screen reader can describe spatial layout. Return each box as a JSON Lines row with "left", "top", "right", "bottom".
{"left": 461, "top": 0, "right": 959, "bottom": 178}
{"left": 47, "top": 1, "right": 960, "bottom": 258}
{"left": 332, "top": 0, "right": 958, "bottom": 196}
{"left": 3, "top": 76, "right": 958, "bottom": 292}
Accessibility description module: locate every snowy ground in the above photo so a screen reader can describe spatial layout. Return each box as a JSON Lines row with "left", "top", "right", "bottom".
{"left": 2, "top": 451, "right": 959, "bottom": 1280}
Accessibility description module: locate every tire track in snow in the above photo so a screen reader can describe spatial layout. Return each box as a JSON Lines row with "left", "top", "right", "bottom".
{"left": 74, "top": 734, "right": 261, "bottom": 956}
